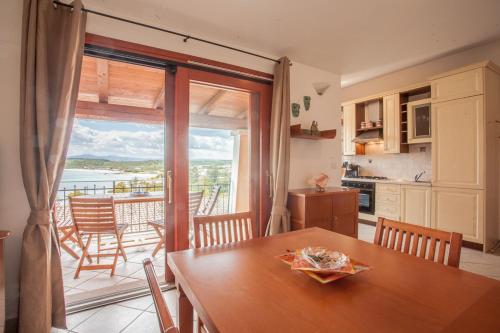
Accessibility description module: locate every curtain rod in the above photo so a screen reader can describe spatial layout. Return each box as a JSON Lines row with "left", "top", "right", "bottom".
{"left": 52, "top": 0, "right": 281, "bottom": 64}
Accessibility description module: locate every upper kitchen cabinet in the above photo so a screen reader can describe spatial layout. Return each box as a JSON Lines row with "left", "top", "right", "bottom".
{"left": 342, "top": 103, "right": 357, "bottom": 155}
{"left": 382, "top": 94, "right": 401, "bottom": 153}
{"left": 431, "top": 67, "right": 483, "bottom": 103}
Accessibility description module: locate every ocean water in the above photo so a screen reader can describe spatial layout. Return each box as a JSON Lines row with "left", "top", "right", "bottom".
{"left": 59, "top": 168, "right": 161, "bottom": 195}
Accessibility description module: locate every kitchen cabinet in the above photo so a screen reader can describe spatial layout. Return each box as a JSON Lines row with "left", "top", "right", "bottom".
{"left": 400, "top": 185, "right": 431, "bottom": 227}
{"left": 431, "top": 187, "right": 484, "bottom": 243}
{"left": 375, "top": 183, "right": 401, "bottom": 220}
{"left": 431, "top": 68, "right": 483, "bottom": 103}
{"left": 342, "top": 103, "right": 356, "bottom": 155}
{"left": 429, "top": 61, "right": 500, "bottom": 250}
{"left": 383, "top": 94, "right": 401, "bottom": 153}
{"left": 288, "top": 188, "right": 358, "bottom": 238}
{"left": 431, "top": 95, "right": 484, "bottom": 189}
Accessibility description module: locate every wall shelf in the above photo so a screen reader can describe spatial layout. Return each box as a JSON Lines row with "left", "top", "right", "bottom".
{"left": 290, "top": 124, "right": 336, "bottom": 140}
{"left": 356, "top": 126, "right": 383, "bottom": 132}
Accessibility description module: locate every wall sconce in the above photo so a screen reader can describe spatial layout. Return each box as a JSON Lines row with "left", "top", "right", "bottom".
{"left": 313, "top": 82, "right": 331, "bottom": 96}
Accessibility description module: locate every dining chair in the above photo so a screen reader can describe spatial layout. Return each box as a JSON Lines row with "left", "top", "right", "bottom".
{"left": 198, "top": 185, "right": 221, "bottom": 216}
{"left": 148, "top": 191, "right": 204, "bottom": 257}
{"left": 193, "top": 212, "right": 253, "bottom": 248}
{"left": 374, "top": 217, "right": 462, "bottom": 267}
{"left": 143, "top": 258, "right": 179, "bottom": 333}
{"left": 69, "top": 196, "right": 129, "bottom": 278}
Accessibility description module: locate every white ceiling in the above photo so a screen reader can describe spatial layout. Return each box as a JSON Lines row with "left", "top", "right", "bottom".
{"left": 84, "top": 0, "right": 500, "bottom": 86}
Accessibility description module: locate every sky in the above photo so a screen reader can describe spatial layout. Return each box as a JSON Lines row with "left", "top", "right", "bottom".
{"left": 68, "top": 119, "right": 235, "bottom": 160}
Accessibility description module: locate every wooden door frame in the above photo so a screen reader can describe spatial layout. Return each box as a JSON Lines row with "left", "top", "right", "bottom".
{"left": 176, "top": 69, "right": 272, "bottom": 248}
{"left": 83, "top": 34, "right": 272, "bottom": 281}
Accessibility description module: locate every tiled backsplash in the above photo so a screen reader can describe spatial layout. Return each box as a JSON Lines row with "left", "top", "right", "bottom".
{"left": 343, "top": 143, "right": 432, "bottom": 181}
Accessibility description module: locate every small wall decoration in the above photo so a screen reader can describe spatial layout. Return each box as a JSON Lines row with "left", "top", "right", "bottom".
{"left": 310, "top": 120, "right": 320, "bottom": 136}
{"left": 303, "top": 96, "right": 311, "bottom": 111}
{"left": 291, "top": 103, "right": 300, "bottom": 117}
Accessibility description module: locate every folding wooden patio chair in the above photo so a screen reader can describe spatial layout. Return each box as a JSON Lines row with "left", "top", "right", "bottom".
{"left": 148, "top": 191, "right": 203, "bottom": 257}
{"left": 70, "top": 196, "right": 129, "bottom": 278}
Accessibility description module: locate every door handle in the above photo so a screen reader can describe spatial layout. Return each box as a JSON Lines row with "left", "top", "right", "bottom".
{"left": 166, "top": 170, "right": 173, "bottom": 204}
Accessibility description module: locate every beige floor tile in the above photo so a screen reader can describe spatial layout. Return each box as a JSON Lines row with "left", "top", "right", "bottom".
{"left": 121, "top": 311, "right": 160, "bottom": 333}
{"left": 75, "top": 273, "right": 127, "bottom": 291}
{"left": 63, "top": 270, "right": 100, "bottom": 288}
{"left": 65, "top": 307, "right": 101, "bottom": 330}
{"left": 113, "top": 261, "right": 144, "bottom": 278}
{"left": 117, "top": 295, "right": 153, "bottom": 311}
{"left": 72, "top": 305, "right": 142, "bottom": 333}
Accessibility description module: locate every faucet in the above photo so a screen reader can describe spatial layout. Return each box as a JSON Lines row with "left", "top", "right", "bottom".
{"left": 414, "top": 171, "right": 426, "bottom": 182}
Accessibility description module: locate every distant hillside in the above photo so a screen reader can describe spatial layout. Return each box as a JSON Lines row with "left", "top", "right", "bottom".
{"left": 65, "top": 158, "right": 232, "bottom": 175}
{"left": 68, "top": 154, "right": 151, "bottom": 162}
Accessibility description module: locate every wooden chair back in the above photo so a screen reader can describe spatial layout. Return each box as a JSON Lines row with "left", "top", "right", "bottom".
{"left": 193, "top": 212, "right": 253, "bottom": 248}
{"left": 69, "top": 196, "right": 117, "bottom": 234}
{"left": 189, "top": 191, "right": 203, "bottom": 215}
{"left": 143, "top": 259, "right": 178, "bottom": 333}
{"left": 374, "top": 217, "right": 462, "bottom": 267}
{"left": 198, "top": 185, "right": 221, "bottom": 216}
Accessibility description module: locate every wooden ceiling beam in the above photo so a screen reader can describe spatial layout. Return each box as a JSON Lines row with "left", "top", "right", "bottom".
{"left": 198, "top": 90, "right": 226, "bottom": 114}
{"left": 75, "top": 100, "right": 247, "bottom": 130}
{"left": 96, "top": 59, "right": 109, "bottom": 103}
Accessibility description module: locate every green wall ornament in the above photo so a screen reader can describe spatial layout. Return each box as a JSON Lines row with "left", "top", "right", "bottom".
{"left": 303, "top": 96, "right": 311, "bottom": 111}
{"left": 291, "top": 103, "right": 300, "bottom": 117}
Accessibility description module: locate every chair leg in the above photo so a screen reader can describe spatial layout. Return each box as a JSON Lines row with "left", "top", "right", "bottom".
{"left": 75, "top": 233, "right": 92, "bottom": 264}
{"left": 75, "top": 234, "right": 93, "bottom": 279}
{"left": 118, "top": 232, "right": 127, "bottom": 261}
{"left": 151, "top": 225, "right": 164, "bottom": 257}
{"left": 110, "top": 235, "right": 121, "bottom": 276}
{"left": 60, "top": 241, "right": 80, "bottom": 260}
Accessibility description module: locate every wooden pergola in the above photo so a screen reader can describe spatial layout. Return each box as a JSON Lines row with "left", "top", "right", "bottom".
{"left": 77, "top": 56, "right": 250, "bottom": 130}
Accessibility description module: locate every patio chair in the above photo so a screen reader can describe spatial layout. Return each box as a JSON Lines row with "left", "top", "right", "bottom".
{"left": 69, "top": 196, "right": 129, "bottom": 278}
{"left": 148, "top": 191, "right": 203, "bottom": 257}
{"left": 193, "top": 212, "right": 253, "bottom": 248}
{"left": 198, "top": 185, "right": 221, "bottom": 216}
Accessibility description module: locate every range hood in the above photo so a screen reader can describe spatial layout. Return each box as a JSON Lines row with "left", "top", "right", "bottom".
{"left": 352, "top": 130, "right": 383, "bottom": 144}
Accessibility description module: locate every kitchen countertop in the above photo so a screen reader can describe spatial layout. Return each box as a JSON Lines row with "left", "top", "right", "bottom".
{"left": 342, "top": 177, "right": 432, "bottom": 187}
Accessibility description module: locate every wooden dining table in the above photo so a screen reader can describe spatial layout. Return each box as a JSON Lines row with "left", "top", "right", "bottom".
{"left": 167, "top": 227, "right": 500, "bottom": 333}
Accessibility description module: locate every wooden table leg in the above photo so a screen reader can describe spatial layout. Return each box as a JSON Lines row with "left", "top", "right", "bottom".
{"left": 176, "top": 283, "right": 193, "bottom": 333}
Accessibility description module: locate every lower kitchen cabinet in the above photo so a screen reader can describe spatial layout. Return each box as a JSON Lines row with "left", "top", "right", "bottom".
{"left": 431, "top": 187, "right": 484, "bottom": 243}
{"left": 400, "top": 185, "right": 431, "bottom": 227}
{"left": 288, "top": 188, "right": 359, "bottom": 238}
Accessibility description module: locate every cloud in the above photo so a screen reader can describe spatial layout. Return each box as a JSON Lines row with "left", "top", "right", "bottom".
{"left": 68, "top": 120, "right": 234, "bottom": 160}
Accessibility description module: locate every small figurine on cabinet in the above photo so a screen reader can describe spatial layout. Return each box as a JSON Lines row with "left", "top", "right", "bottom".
{"left": 310, "top": 121, "right": 319, "bottom": 136}
{"left": 307, "top": 173, "right": 330, "bottom": 192}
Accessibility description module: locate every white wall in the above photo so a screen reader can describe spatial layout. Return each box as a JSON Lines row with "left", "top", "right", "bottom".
{"left": 0, "top": 2, "right": 342, "bottom": 320}
{"left": 0, "top": 0, "right": 30, "bottom": 322}
{"left": 289, "top": 64, "right": 342, "bottom": 189}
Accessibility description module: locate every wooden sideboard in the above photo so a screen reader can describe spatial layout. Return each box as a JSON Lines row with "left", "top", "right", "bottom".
{"left": 287, "top": 188, "right": 359, "bottom": 238}
{"left": 0, "top": 231, "right": 10, "bottom": 333}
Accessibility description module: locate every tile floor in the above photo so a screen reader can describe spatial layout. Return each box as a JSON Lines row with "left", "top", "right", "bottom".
{"left": 55, "top": 223, "right": 500, "bottom": 332}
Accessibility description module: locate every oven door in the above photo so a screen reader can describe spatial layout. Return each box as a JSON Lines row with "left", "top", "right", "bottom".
{"left": 358, "top": 189, "right": 375, "bottom": 214}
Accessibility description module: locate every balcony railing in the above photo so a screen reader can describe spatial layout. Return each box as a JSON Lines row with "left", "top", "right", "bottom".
{"left": 54, "top": 179, "right": 231, "bottom": 234}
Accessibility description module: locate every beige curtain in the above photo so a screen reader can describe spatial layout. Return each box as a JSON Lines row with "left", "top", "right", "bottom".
{"left": 266, "top": 57, "right": 291, "bottom": 236}
{"left": 19, "top": 0, "right": 86, "bottom": 331}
